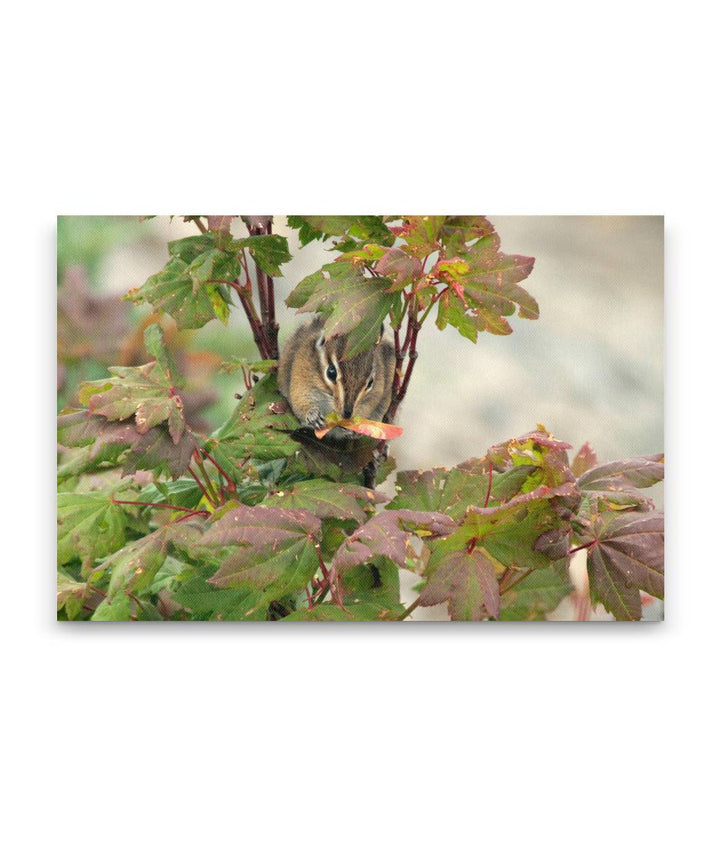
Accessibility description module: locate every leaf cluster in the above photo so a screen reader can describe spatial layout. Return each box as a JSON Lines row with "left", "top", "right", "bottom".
{"left": 57, "top": 216, "right": 663, "bottom": 621}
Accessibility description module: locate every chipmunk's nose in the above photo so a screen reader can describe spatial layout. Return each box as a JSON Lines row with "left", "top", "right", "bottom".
{"left": 343, "top": 405, "right": 353, "bottom": 419}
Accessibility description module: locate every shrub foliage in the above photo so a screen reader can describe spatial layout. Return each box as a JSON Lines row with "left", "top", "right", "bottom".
{"left": 57, "top": 216, "right": 664, "bottom": 621}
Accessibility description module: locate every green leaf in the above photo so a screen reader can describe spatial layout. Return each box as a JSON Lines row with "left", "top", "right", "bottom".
{"left": 58, "top": 409, "right": 137, "bottom": 451}
{"left": 463, "top": 481, "right": 580, "bottom": 569}
{"left": 430, "top": 226, "right": 538, "bottom": 338}
{"left": 439, "top": 216, "right": 496, "bottom": 256}
{"left": 167, "top": 234, "right": 216, "bottom": 261}
{"left": 389, "top": 461, "right": 491, "bottom": 522}
{"left": 219, "top": 357, "right": 278, "bottom": 375}
{"left": 97, "top": 524, "right": 199, "bottom": 597}
{"left": 57, "top": 572, "right": 89, "bottom": 618}
{"left": 57, "top": 410, "right": 140, "bottom": 479}
{"left": 136, "top": 478, "right": 203, "bottom": 510}
{"left": 58, "top": 408, "right": 197, "bottom": 482}
{"left": 172, "top": 575, "right": 260, "bottom": 620}
{"left": 202, "top": 506, "right": 323, "bottom": 611}
{"left": 286, "top": 261, "right": 394, "bottom": 357}
{"left": 435, "top": 290, "right": 485, "bottom": 342}
{"left": 461, "top": 236, "right": 537, "bottom": 319}
{"left": 142, "top": 323, "right": 182, "bottom": 386}
{"left": 127, "top": 237, "right": 239, "bottom": 329}
{"left": 57, "top": 492, "right": 127, "bottom": 567}
{"left": 282, "top": 602, "right": 398, "bottom": 621}
{"left": 499, "top": 562, "right": 573, "bottom": 620}
{"left": 91, "top": 591, "right": 133, "bottom": 621}
{"left": 391, "top": 216, "right": 446, "bottom": 257}
{"left": 337, "top": 556, "right": 403, "bottom": 616}
{"left": 264, "top": 479, "right": 385, "bottom": 523}
{"left": 231, "top": 234, "right": 291, "bottom": 277}
{"left": 287, "top": 216, "right": 394, "bottom": 248}
{"left": 586, "top": 512, "right": 664, "bottom": 621}
{"left": 209, "top": 373, "right": 300, "bottom": 468}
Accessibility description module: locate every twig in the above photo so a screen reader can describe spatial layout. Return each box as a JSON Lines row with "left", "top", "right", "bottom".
{"left": 313, "top": 542, "right": 343, "bottom": 607}
{"left": 194, "top": 452, "right": 222, "bottom": 505}
{"left": 396, "top": 595, "right": 422, "bottom": 621}
{"left": 171, "top": 510, "right": 210, "bottom": 523}
{"left": 188, "top": 216, "right": 208, "bottom": 233}
{"left": 244, "top": 216, "right": 279, "bottom": 359}
{"left": 567, "top": 539, "right": 598, "bottom": 555}
{"left": 483, "top": 462, "right": 493, "bottom": 508}
{"left": 187, "top": 465, "right": 216, "bottom": 507}
{"left": 201, "top": 448, "right": 236, "bottom": 493}
{"left": 229, "top": 279, "right": 272, "bottom": 359}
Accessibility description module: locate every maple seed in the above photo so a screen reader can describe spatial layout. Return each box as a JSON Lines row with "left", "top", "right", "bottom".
{"left": 314, "top": 414, "right": 403, "bottom": 441}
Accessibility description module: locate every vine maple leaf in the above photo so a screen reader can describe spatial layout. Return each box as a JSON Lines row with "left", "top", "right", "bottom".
{"left": 286, "top": 261, "right": 395, "bottom": 357}
{"left": 202, "top": 506, "right": 323, "bottom": 610}
{"left": 57, "top": 492, "right": 127, "bottom": 568}
{"left": 585, "top": 512, "right": 664, "bottom": 621}
{"left": 77, "top": 325, "right": 188, "bottom": 445}
{"left": 419, "top": 543, "right": 501, "bottom": 620}
{"left": 331, "top": 509, "right": 454, "bottom": 579}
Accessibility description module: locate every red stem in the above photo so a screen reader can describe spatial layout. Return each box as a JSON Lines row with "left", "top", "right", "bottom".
{"left": 483, "top": 462, "right": 493, "bottom": 508}
{"left": 245, "top": 217, "right": 279, "bottom": 359}
{"left": 230, "top": 279, "right": 272, "bottom": 360}
{"left": 189, "top": 216, "right": 208, "bottom": 233}
{"left": 386, "top": 296, "right": 420, "bottom": 422}
{"left": 201, "top": 448, "right": 236, "bottom": 492}
{"left": 172, "top": 510, "right": 210, "bottom": 523}
{"left": 567, "top": 539, "right": 598, "bottom": 555}
{"left": 313, "top": 542, "right": 343, "bottom": 607}
{"left": 187, "top": 465, "right": 215, "bottom": 506}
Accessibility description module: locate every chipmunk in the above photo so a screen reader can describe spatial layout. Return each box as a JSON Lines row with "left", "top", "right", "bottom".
{"left": 277, "top": 316, "right": 395, "bottom": 443}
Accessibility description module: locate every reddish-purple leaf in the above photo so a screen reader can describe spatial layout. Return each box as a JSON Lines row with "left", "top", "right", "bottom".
{"left": 420, "top": 547, "right": 500, "bottom": 620}
{"left": 586, "top": 512, "right": 664, "bottom": 621}
{"left": 201, "top": 505, "right": 321, "bottom": 550}
{"left": 578, "top": 454, "right": 664, "bottom": 492}
{"left": 79, "top": 361, "right": 187, "bottom": 443}
{"left": 332, "top": 509, "right": 454, "bottom": 578}
{"left": 466, "top": 480, "right": 580, "bottom": 522}
{"left": 58, "top": 409, "right": 197, "bottom": 480}
{"left": 206, "top": 215, "right": 235, "bottom": 233}
{"left": 376, "top": 247, "right": 422, "bottom": 291}
{"left": 121, "top": 424, "right": 197, "bottom": 480}
{"left": 571, "top": 442, "right": 599, "bottom": 477}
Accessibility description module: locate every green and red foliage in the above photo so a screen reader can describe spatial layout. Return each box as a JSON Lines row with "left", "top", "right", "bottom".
{"left": 57, "top": 216, "right": 663, "bottom": 621}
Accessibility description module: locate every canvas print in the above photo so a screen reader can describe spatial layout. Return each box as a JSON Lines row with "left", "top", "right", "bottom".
{"left": 57, "top": 215, "right": 664, "bottom": 622}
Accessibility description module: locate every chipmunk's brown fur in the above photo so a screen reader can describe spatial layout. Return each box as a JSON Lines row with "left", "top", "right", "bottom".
{"left": 277, "top": 316, "right": 394, "bottom": 442}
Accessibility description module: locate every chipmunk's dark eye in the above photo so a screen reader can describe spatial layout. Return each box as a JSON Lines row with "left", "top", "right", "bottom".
{"left": 326, "top": 363, "right": 337, "bottom": 383}
{"left": 366, "top": 376, "right": 374, "bottom": 390}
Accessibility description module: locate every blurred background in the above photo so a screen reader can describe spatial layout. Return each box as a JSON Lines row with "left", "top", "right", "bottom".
{"left": 57, "top": 215, "right": 664, "bottom": 619}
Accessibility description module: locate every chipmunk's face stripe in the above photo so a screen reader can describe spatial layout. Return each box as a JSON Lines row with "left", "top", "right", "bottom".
{"left": 316, "top": 333, "right": 344, "bottom": 415}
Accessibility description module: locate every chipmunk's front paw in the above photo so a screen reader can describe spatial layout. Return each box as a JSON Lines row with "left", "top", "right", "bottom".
{"left": 305, "top": 408, "right": 326, "bottom": 430}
